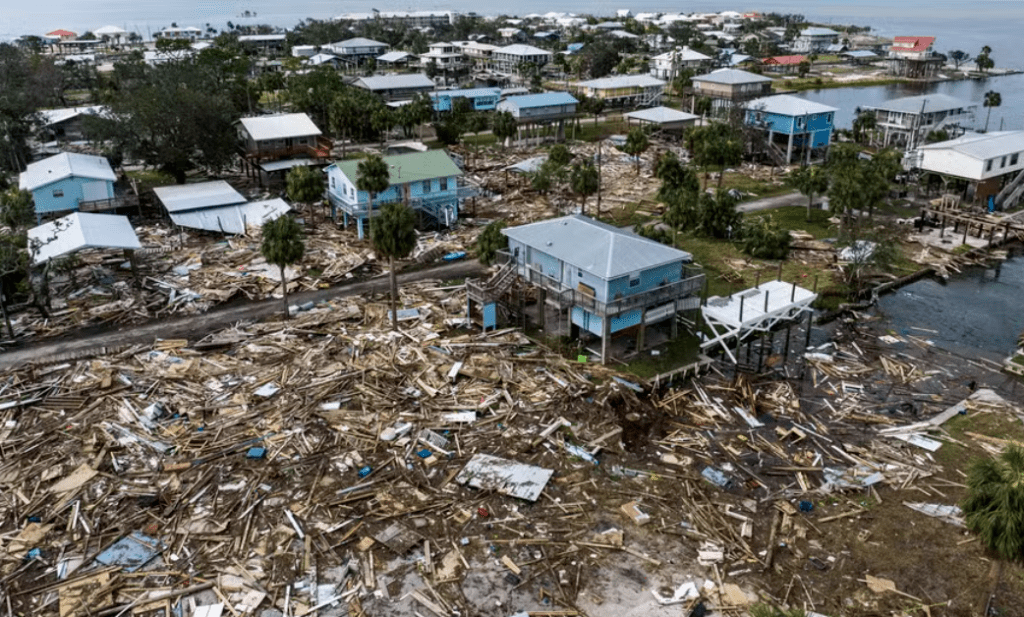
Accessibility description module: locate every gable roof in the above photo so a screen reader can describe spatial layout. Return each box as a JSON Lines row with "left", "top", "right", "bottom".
{"left": 864, "top": 93, "right": 974, "bottom": 115}
{"left": 19, "top": 152, "right": 115, "bottom": 192}
{"left": 503, "top": 215, "right": 692, "bottom": 279}
{"left": 377, "top": 51, "right": 414, "bottom": 62}
{"left": 37, "top": 105, "right": 108, "bottom": 127}
{"left": 799, "top": 27, "right": 839, "bottom": 37}
{"left": 891, "top": 36, "right": 935, "bottom": 53}
{"left": 917, "top": 131, "right": 1024, "bottom": 161}
{"left": 153, "top": 181, "right": 246, "bottom": 213}
{"left": 239, "top": 113, "right": 321, "bottom": 141}
{"left": 332, "top": 150, "right": 463, "bottom": 186}
{"left": 29, "top": 212, "right": 140, "bottom": 266}
{"left": 47, "top": 29, "right": 76, "bottom": 37}
{"left": 332, "top": 37, "right": 388, "bottom": 50}
{"left": 652, "top": 48, "right": 712, "bottom": 62}
{"left": 355, "top": 74, "right": 435, "bottom": 91}
{"left": 169, "top": 198, "right": 291, "bottom": 235}
{"left": 692, "top": 68, "right": 772, "bottom": 85}
{"left": 842, "top": 50, "right": 878, "bottom": 58}
{"left": 746, "top": 94, "right": 838, "bottom": 116}
{"left": 495, "top": 44, "right": 553, "bottom": 57}
{"left": 499, "top": 92, "right": 579, "bottom": 109}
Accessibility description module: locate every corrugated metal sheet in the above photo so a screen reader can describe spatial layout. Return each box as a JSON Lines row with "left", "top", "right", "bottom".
{"left": 625, "top": 106, "right": 699, "bottom": 124}
{"left": 29, "top": 212, "right": 140, "bottom": 265}
{"left": 455, "top": 453, "right": 553, "bottom": 502}
{"left": 153, "top": 181, "right": 246, "bottom": 213}
{"left": 503, "top": 215, "right": 692, "bottom": 280}
{"left": 500, "top": 92, "right": 578, "bottom": 110}
{"left": 19, "top": 152, "right": 116, "bottom": 192}
{"left": 355, "top": 74, "right": 435, "bottom": 91}
{"left": 169, "top": 198, "right": 291, "bottom": 235}
{"left": 240, "top": 113, "right": 322, "bottom": 141}
{"left": 692, "top": 68, "right": 771, "bottom": 85}
{"left": 745, "top": 94, "right": 838, "bottom": 116}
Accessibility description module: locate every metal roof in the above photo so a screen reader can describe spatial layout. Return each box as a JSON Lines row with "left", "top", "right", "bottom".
{"left": 355, "top": 74, "right": 435, "bottom": 91}
{"left": 377, "top": 51, "right": 414, "bottom": 62}
{"left": 499, "top": 92, "right": 578, "bottom": 110}
{"left": 494, "top": 44, "right": 553, "bottom": 57}
{"left": 19, "top": 152, "right": 115, "bottom": 192}
{"left": 652, "top": 48, "right": 713, "bottom": 62}
{"left": 504, "top": 155, "right": 548, "bottom": 174}
{"left": 93, "top": 25, "right": 127, "bottom": 35}
{"left": 842, "top": 50, "right": 879, "bottom": 58}
{"left": 799, "top": 27, "right": 839, "bottom": 37}
{"left": 238, "top": 34, "right": 286, "bottom": 42}
{"left": 430, "top": 87, "right": 502, "bottom": 99}
{"left": 29, "top": 212, "right": 140, "bottom": 265}
{"left": 259, "top": 158, "right": 317, "bottom": 173}
{"left": 625, "top": 106, "right": 700, "bottom": 124}
{"left": 503, "top": 215, "right": 693, "bottom": 279}
{"left": 891, "top": 36, "right": 935, "bottom": 53}
{"left": 577, "top": 75, "right": 666, "bottom": 89}
{"left": 332, "top": 150, "right": 463, "bottom": 186}
{"left": 332, "top": 37, "right": 388, "bottom": 50}
{"left": 692, "top": 68, "right": 772, "bottom": 85}
{"left": 169, "top": 198, "right": 291, "bottom": 235}
{"left": 153, "top": 181, "right": 246, "bottom": 213}
{"left": 239, "top": 113, "right": 321, "bottom": 142}
{"left": 746, "top": 94, "right": 838, "bottom": 116}
{"left": 917, "top": 131, "right": 1024, "bottom": 161}
{"left": 863, "top": 93, "right": 975, "bottom": 115}
{"left": 36, "top": 105, "right": 108, "bottom": 127}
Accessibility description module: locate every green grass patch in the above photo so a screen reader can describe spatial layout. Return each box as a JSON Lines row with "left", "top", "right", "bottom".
{"left": 624, "top": 333, "right": 701, "bottom": 379}
{"left": 463, "top": 133, "right": 498, "bottom": 147}
{"left": 718, "top": 173, "right": 792, "bottom": 202}
{"left": 569, "top": 117, "right": 628, "bottom": 142}
{"left": 778, "top": 77, "right": 908, "bottom": 92}
{"left": 126, "top": 169, "right": 175, "bottom": 192}
{"left": 752, "top": 205, "right": 835, "bottom": 239}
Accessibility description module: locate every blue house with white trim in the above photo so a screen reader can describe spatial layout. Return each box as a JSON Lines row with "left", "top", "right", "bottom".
{"left": 325, "top": 150, "right": 475, "bottom": 238}
{"left": 19, "top": 152, "right": 117, "bottom": 219}
{"left": 430, "top": 88, "right": 502, "bottom": 112}
{"left": 489, "top": 215, "right": 704, "bottom": 363}
{"left": 744, "top": 94, "right": 839, "bottom": 165}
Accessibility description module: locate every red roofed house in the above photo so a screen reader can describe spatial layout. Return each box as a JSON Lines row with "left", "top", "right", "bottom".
{"left": 761, "top": 55, "right": 805, "bottom": 74}
{"left": 46, "top": 29, "right": 77, "bottom": 41}
{"left": 888, "top": 36, "right": 941, "bottom": 78}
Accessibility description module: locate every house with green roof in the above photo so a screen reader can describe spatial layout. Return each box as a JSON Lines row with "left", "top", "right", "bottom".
{"left": 325, "top": 150, "right": 475, "bottom": 238}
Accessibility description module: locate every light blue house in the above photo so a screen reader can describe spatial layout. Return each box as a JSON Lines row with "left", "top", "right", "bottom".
{"left": 495, "top": 215, "right": 705, "bottom": 363}
{"left": 19, "top": 152, "right": 117, "bottom": 219}
{"left": 325, "top": 150, "right": 475, "bottom": 239}
{"left": 745, "top": 94, "right": 839, "bottom": 165}
{"left": 430, "top": 88, "right": 502, "bottom": 112}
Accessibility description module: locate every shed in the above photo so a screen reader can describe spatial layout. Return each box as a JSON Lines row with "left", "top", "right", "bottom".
{"left": 624, "top": 106, "right": 699, "bottom": 132}
{"left": 29, "top": 212, "right": 140, "bottom": 265}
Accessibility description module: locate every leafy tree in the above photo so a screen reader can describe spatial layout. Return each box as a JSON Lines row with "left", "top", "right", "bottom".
{"left": 371, "top": 106, "right": 394, "bottom": 146}
{"left": 492, "top": 111, "right": 518, "bottom": 148}
{"left": 286, "top": 165, "right": 325, "bottom": 206}
{"left": 0, "top": 44, "right": 51, "bottom": 172}
{"left": 433, "top": 120, "right": 463, "bottom": 146}
{"left": 530, "top": 167, "right": 553, "bottom": 194}
{"left": 947, "top": 49, "right": 971, "bottom": 71}
{"left": 693, "top": 96, "right": 712, "bottom": 117}
{"left": 371, "top": 202, "right": 417, "bottom": 331}
{"left": 287, "top": 65, "right": 347, "bottom": 130}
{"left": 797, "top": 59, "right": 811, "bottom": 78}
{"left": 260, "top": 215, "right": 305, "bottom": 318}
{"left": 0, "top": 188, "right": 33, "bottom": 229}
{"left": 570, "top": 159, "right": 600, "bottom": 216}
{"left": 852, "top": 110, "right": 877, "bottom": 145}
{"left": 835, "top": 224, "right": 900, "bottom": 293}
{"left": 548, "top": 144, "right": 572, "bottom": 167}
{"left": 964, "top": 445, "right": 1024, "bottom": 561}
{"left": 476, "top": 220, "right": 508, "bottom": 266}
{"left": 356, "top": 154, "right": 390, "bottom": 237}
{"left": 0, "top": 230, "right": 27, "bottom": 338}
{"left": 925, "top": 129, "right": 950, "bottom": 144}
{"left": 689, "top": 122, "right": 744, "bottom": 189}
{"left": 742, "top": 214, "right": 791, "bottom": 259}
{"left": 698, "top": 189, "right": 742, "bottom": 239}
{"left": 582, "top": 95, "right": 605, "bottom": 123}
{"left": 787, "top": 165, "right": 829, "bottom": 221}
{"left": 826, "top": 144, "right": 900, "bottom": 223}
{"left": 655, "top": 152, "right": 701, "bottom": 245}
{"left": 580, "top": 41, "right": 620, "bottom": 78}
{"left": 976, "top": 46, "right": 994, "bottom": 73}
{"left": 622, "top": 128, "right": 650, "bottom": 175}
{"left": 983, "top": 90, "right": 1001, "bottom": 132}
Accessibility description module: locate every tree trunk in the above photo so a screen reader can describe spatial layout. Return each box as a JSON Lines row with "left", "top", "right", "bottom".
{"left": 279, "top": 263, "right": 289, "bottom": 318}
{"left": 985, "top": 107, "right": 992, "bottom": 132}
{"left": 580, "top": 195, "right": 586, "bottom": 217}
{"left": 389, "top": 255, "right": 399, "bottom": 331}
{"left": 717, "top": 167, "right": 725, "bottom": 189}
{"left": 367, "top": 192, "right": 374, "bottom": 240}
{"left": 0, "top": 294, "right": 12, "bottom": 340}
{"left": 807, "top": 193, "right": 814, "bottom": 222}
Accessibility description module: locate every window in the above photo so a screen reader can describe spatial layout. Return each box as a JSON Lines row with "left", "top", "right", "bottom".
{"left": 629, "top": 274, "right": 641, "bottom": 288}
{"left": 52, "top": 189, "right": 63, "bottom": 198}
{"left": 423, "top": 180, "right": 431, "bottom": 193}
{"left": 577, "top": 269, "right": 583, "bottom": 277}
{"left": 1013, "top": 153, "right": 1020, "bottom": 166}
{"left": 330, "top": 176, "right": 335, "bottom": 188}
{"left": 440, "top": 177, "right": 448, "bottom": 191}
{"left": 796, "top": 117, "right": 805, "bottom": 128}
{"left": 986, "top": 159, "right": 993, "bottom": 171}
{"left": 1001, "top": 156, "right": 1007, "bottom": 168}
{"left": 827, "top": 113, "right": 833, "bottom": 123}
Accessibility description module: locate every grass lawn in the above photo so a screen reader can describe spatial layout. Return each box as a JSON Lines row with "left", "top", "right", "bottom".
{"left": 624, "top": 333, "right": 702, "bottom": 379}
{"left": 126, "top": 169, "right": 175, "bottom": 193}
{"left": 718, "top": 172, "right": 792, "bottom": 201}
{"left": 778, "top": 76, "right": 907, "bottom": 92}
{"left": 570, "top": 117, "right": 628, "bottom": 142}
{"left": 751, "top": 205, "right": 836, "bottom": 239}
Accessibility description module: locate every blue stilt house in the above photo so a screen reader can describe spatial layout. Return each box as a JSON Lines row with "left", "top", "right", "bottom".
{"left": 744, "top": 94, "right": 838, "bottom": 165}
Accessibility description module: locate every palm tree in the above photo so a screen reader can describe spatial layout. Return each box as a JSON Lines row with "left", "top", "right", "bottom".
{"left": 371, "top": 202, "right": 417, "bottom": 331}
{"left": 983, "top": 90, "right": 1001, "bottom": 132}
{"left": 356, "top": 154, "right": 391, "bottom": 240}
{"left": 964, "top": 445, "right": 1024, "bottom": 560}
{"left": 260, "top": 216, "right": 305, "bottom": 318}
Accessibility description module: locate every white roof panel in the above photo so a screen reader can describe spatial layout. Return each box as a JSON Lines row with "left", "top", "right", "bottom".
{"left": 578, "top": 75, "right": 666, "bottom": 89}
{"left": 625, "top": 106, "right": 700, "bottom": 124}
{"left": 19, "top": 152, "right": 115, "bottom": 192}
{"left": 503, "top": 215, "right": 692, "bottom": 279}
{"left": 455, "top": 454, "right": 553, "bottom": 502}
{"left": 356, "top": 74, "right": 435, "bottom": 91}
{"left": 745, "top": 94, "right": 839, "bottom": 116}
{"left": 918, "top": 131, "right": 1024, "bottom": 161}
{"left": 864, "top": 93, "right": 975, "bottom": 115}
{"left": 29, "top": 212, "right": 140, "bottom": 265}
{"left": 169, "top": 198, "right": 291, "bottom": 235}
{"left": 693, "top": 68, "right": 772, "bottom": 85}
{"left": 153, "top": 181, "right": 246, "bottom": 213}
{"left": 495, "top": 44, "right": 553, "bottom": 57}
{"left": 239, "top": 113, "right": 321, "bottom": 142}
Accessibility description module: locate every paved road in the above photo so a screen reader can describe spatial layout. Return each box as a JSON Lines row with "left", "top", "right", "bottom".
{"left": 0, "top": 260, "right": 485, "bottom": 370}
{"left": 737, "top": 190, "right": 807, "bottom": 213}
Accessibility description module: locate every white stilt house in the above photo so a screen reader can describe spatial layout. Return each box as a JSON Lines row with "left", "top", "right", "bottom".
{"left": 700, "top": 280, "right": 817, "bottom": 363}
